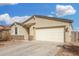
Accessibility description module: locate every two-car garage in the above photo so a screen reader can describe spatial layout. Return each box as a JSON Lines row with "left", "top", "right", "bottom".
{"left": 35, "top": 27, "right": 65, "bottom": 43}
{"left": 10, "top": 15, "right": 72, "bottom": 43}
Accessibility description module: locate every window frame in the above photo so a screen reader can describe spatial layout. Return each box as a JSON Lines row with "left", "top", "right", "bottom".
{"left": 15, "top": 27, "right": 18, "bottom": 35}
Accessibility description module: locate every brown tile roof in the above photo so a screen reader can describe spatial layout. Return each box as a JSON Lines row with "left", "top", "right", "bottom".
{"left": 0, "top": 26, "right": 10, "bottom": 31}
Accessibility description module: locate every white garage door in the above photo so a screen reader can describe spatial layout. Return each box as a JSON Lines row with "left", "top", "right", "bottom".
{"left": 35, "top": 28, "right": 64, "bottom": 42}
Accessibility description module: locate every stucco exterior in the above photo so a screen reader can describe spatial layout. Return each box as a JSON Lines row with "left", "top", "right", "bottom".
{"left": 10, "top": 15, "right": 73, "bottom": 43}
{"left": 23, "top": 16, "right": 73, "bottom": 43}
{"left": 10, "top": 23, "right": 28, "bottom": 40}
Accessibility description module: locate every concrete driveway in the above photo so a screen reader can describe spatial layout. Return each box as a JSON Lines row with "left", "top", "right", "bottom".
{"left": 0, "top": 41, "right": 62, "bottom": 56}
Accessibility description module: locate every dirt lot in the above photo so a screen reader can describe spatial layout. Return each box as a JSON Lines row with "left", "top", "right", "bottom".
{"left": 56, "top": 44, "right": 79, "bottom": 56}
{"left": 0, "top": 40, "right": 79, "bottom": 56}
{"left": 0, "top": 40, "right": 26, "bottom": 48}
{"left": 0, "top": 40, "right": 62, "bottom": 56}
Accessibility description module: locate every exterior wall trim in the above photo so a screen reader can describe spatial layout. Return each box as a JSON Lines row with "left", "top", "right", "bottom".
{"left": 35, "top": 26, "right": 65, "bottom": 29}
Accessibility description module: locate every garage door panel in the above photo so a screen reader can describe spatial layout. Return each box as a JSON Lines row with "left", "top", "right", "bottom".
{"left": 35, "top": 28, "right": 64, "bottom": 42}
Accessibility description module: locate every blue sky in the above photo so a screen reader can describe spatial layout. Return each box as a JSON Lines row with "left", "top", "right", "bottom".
{"left": 0, "top": 3, "right": 79, "bottom": 30}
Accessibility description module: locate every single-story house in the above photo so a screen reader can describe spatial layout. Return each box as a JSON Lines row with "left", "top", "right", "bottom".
{"left": 10, "top": 15, "right": 73, "bottom": 43}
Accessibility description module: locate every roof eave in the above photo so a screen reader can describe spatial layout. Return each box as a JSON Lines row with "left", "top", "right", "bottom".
{"left": 34, "top": 15, "right": 73, "bottom": 23}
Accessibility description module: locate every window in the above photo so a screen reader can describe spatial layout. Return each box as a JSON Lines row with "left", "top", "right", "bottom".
{"left": 15, "top": 27, "right": 18, "bottom": 35}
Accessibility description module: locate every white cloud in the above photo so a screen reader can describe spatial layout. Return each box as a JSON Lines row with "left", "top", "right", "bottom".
{"left": 0, "top": 14, "right": 11, "bottom": 24}
{"left": 56, "top": 5, "right": 76, "bottom": 17}
{"left": 11, "top": 16, "right": 30, "bottom": 23}
{"left": 0, "top": 13, "right": 30, "bottom": 25}
{"left": 48, "top": 12, "right": 54, "bottom": 17}
{"left": 51, "top": 12, "right": 55, "bottom": 14}
{"left": 48, "top": 15, "right": 54, "bottom": 17}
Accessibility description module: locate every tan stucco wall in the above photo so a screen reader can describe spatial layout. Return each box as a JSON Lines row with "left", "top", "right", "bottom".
{"left": 35, "top": 17, "right": 72, "bottom": 43}
{"left": 23, "top": 17, "right": 73, "bottom": 43}
{"left": 23, "top": 18, "right": 35, "bottom": 40}
{"left": 35, "top": 17, "right": 70, "bottom": 27}
{"left": 10, "top": 24, "right": 28, "bottom": 40}
{"left": 65, "top": 23, "right": 73, "bottom": 43}
{"left": 24, "top": 17, "right": 72, "bottom": 42}
{"left": 24, "top": 18, "right": 35, "bottom": 25}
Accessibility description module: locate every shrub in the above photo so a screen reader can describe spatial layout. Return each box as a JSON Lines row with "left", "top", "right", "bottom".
{"left": 1, "top": 31, "right": 11, "bottom": 41}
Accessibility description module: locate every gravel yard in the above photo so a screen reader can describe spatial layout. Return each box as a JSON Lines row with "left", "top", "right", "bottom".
{"left": 0, "top": 40, "right": 62, "bottom": 56}
{"left": 56, "top": 44, "right": 79, "bottom": 56}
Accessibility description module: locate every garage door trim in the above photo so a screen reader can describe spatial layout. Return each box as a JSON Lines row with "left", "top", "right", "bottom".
{"left": 34, "top": 26, "right": 65, "bottom": 42}
{"left": 35, "top": 26, "right": 65, "bottom": 29}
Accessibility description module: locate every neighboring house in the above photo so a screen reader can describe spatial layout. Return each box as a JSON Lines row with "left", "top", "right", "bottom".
{"left": 10, "top": 15, "right": 73, "bottom": 43}
{"left": 0, "top": 26, "right": 10, "bottom": 41}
